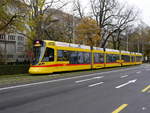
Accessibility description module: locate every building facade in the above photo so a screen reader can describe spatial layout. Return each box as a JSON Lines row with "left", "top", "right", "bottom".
{"left": 0, "top": 33, "right": 27, "bottom": 63}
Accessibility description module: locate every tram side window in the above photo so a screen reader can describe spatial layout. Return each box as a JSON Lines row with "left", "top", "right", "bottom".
{"left": 57, "top": 50, "right": 91, "bottom": 64}
{"left": 94, "top": 53, "right": 104, "bottom": 63}
{"left": 100, "top": 53, "right": 104, "bottom": 63}
{"left": 131, "top": 56, "right": 135, "bottom": 62}
{"left": 69, "top": 51, "right": 78, "bottom": 64}
{"left": 94, "top": 53, "right": 100, "bottom": 63}
{"left": 57, "top": 50, "right": 69, "bottom": 61}
{"left": 106, "top": 54, "right": 112, "bottom": 63}
{"left": 106, "top": 54, "right": 119, "bottom": 63}
{"left": 112, "top": 54, "right": 120, "bottom": 62}
{"left": 78, "top": 52, "right": 84, "bottom": 64}
{"left": 121, "top": 55, "right": 130, "bottom": 62}
{"left": 106, "top": 54, "right": 111, "bottom": 63}
{"left": 84, "top": 52, "right": 91, "bottom": 64}
{"left": 70, "top": 52, "right": 91, "bottom": 64}
{"left": 42, "top": 48, "right": 54, "bottom": 62}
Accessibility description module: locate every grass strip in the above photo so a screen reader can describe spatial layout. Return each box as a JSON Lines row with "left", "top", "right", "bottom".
{"left": 0, "top": 65, "right": 140, "bottom": 87}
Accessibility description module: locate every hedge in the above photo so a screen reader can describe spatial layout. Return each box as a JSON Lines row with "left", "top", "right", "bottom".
{"left": 0, "top": 65, "right": 29, "bottom": 75}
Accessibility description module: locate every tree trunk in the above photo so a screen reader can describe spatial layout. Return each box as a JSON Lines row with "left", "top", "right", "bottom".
{"left": 112, "top": 36, "right": 117, "bottom": 49}
{"left": 117, "top": 31, "right": 121, "bottom": 50}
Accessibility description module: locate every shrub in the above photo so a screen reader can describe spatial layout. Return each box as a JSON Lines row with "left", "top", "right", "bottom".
{"left": 0, "top": 64, "right": 29, "bottom": 75}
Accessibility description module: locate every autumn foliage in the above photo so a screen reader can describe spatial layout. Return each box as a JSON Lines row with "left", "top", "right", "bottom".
{"left": 75, "top": 17, "right": 101, "bottom": 47}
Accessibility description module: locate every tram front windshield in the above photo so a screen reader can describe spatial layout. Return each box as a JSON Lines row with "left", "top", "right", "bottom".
{"left": 32, "top": 46, "right": 45, "bottom": 65}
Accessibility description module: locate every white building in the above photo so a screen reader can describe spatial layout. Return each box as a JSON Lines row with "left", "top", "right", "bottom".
{"left": 0, "top": 33, "right": 27, "bottom": 63}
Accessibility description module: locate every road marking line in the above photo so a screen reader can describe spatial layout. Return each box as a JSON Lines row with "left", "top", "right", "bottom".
{"left": 0, "top": 67, "right": 140, "bottom": 91}
{"left": 115, "top": 79, "right": 137, "bottom": 89}
{"left": 112, "top": 104, "right": 128, "bottom": 113}
{"left": 120, "top": 75, "right": 128, "bottom": 78}
{"left": 141, "top": 85, "right": 150, "bottom": 92}
{"left": 142, "top": 107, "right": 147, "bottom": 111}
{"left": 88, "top": 82, "right": 104, "bottom": 87}
{"left": 136, "top": 71, "right": 141, "bottom": 74}
{"left": 75, "top": 76, "right": 104, "bottom": 83}
{"left": 48, "top": 74, "right": 60, "bottom": 77}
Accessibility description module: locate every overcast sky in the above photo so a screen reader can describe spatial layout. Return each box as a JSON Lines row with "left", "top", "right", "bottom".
{"left": 122, "top": 0, "right": 150, "bottom": 26}
{"left": 51, "top": 0, "right": 150, "bottom": 26}
{"left": 79, "top": 0, "right": 150, "bottom": 26}
{"left": 82, "top": 0, "right": 150, "bottom": 26}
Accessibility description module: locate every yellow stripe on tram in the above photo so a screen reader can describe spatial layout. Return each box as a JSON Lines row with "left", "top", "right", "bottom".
{"left": 141, "top": 85, "right": 150, "bottom": 93}
{"left": 112, "top": 104, "right": 128, "bottom": 113}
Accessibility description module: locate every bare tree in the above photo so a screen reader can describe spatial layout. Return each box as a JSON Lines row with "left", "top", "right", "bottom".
{"left": 90, "top": 0, "right": 117, "bottom": 47}
{"left": 90, "top": 0, "right": 138, "bottom": 49}
{"left": 126, "top": 23, "right": 150, "bottom": 55}
{"left": 74, "top": 0, "right": 85, "bottom": 19}
{"left": 110, "top": 8, "right": 137, "bottom": 49}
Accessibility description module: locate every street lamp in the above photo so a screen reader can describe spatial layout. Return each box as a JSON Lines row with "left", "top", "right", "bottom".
{"left": 72, "top": 10, "right": 75, "bottom": 43}
{"left": 72, "top": 0, "right": 77, "bottom": 43}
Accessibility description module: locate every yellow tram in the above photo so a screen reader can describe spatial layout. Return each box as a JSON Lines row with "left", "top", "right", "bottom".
{"left": 29, "top": 40, "right": 143, "bottom": 74}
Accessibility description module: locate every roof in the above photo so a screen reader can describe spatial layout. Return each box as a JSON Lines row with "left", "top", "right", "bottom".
{"left": 44, "top": 40, "right": 142, "bottom": 55}
{"left": 135, "top": 53, "right": 143, "bottom": 55}
{"left": 121, "top": 50, "right": 130, "bottom": 54}
{"left": 55, "top": 41, "right": 91, "bottom": 49}
{"left": 105, "top": 48, "right": 120, "bottom": 53}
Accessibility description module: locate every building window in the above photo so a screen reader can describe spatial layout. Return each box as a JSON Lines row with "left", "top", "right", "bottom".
{"left": 7, "top": 55, "right": 13, "bottom": 58}
{"left": 8, "top": 35, "right": 15, "bottom": 40}
{"left": 18, "top": 36, "right": 24, "bottom": 41}
{"left": 0, "top": 55, "right": 3, "bottom": 58}
{"left": 17, "top": 42, "right": 23, "bottom": 46}
{"left": 17, "top": 47, "right": 24, "bottom": 52}
{"left": 18, "top": 55, "right": 24, "bottom": 58}
{"left": 0, "top": 34, "right": 5, "bottom": 40}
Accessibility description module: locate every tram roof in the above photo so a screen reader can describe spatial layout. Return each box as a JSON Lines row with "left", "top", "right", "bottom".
{"left": 44, "top": 40, "right": 142, "bottom": 55}
{"left": 130, "top": 52, "right": 136, "bottom": 54}
{"left": 120, "top": 50, "right": 130, "bottom": 54}
{"left": 135, "top": 53, "right": 143, "bottom": 55}
{"left": 45, "top": 40, "right": 104, "bottom": 51}
{"left": 55, "top": 41, "right": 91, "bottom": 49}
{"left": 105, "top": 48, "right": 120, "bottom": 52}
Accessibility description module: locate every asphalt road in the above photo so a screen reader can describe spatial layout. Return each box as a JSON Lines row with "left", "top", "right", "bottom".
{"left": 0, "top": 64, "right": 150, "bottom": 113}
